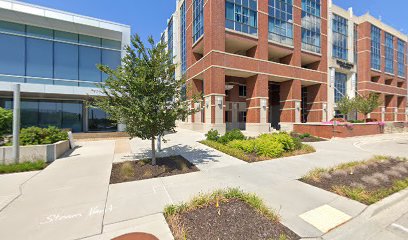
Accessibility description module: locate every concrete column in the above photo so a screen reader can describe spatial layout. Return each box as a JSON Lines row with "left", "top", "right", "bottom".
{"left": 246, "top": 74, "right": 270, "bottom": 133}
{"left": 82, "top": 103, "right": 89, "bottom": 132}
{"left": 280, "top": 79, "right": 301, "bottom": 131}
{"left": 12, "top": 84, "right": 21, "bottom": 163}
{"left": 327, "top": 68, "right": 336, "bottom": 120}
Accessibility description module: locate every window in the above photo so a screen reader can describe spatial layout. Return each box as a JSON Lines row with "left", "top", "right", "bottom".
{"left": 88, "top": 107, "right": 117, "bottom": 132}
{"left": 332, "top": 14, "right": 348, "bottom": 60}
{"left": 238, "top": 111, "right": 247, "bottom": 122}
{"left": 79, "top": 46, "right": 102, "bottom": 87}
{"left": 385, "top": 33, "right": 394, "bottom": 74}
{"left": 168, "top": 18, "right": 173, "bottom": 59}
{"left": 239, "top": 85, "right": 247, "bottom": 97}
{"left": 334, "top": 72, "right": 347, "bottom": 102}
{"left": 0, "top": 20, "right": 122, "bottom": 87}
{"left": 193, "top": 0, "right": 204, "bottom": 43}
{"left": 0, "top": 33, "right": 25, "bottom": 82}
{"left": 397, "top": 39, "right": 405, "bottom": 77}
{"left": 54, "top": 42, "right": 79, "bottom": 86}
{"left": 301, "top": 0, "right": 321, "bottom": 53}
{"left": 26, "top": 38, "right": 54, "bottom": 84}
{"left": 268, "top": 0, "right": 293, "bottom": 46}
{"left": 371, "top": 25, "right": 381, "bottom": 70}
{"left": 1, "top": 98, "right": 84, "bottom": 132}
{"left": 225, "top": 0, "right": 258, "bottom": 36}
{"left": 354, "top": 24, "right": 358, "bottom": 64}
{"left": 180, "top": 2, "right": 187, "bottom": 73}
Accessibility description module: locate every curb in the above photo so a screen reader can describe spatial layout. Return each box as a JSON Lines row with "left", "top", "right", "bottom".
{"left": 366, "top": 188, "right": 408, "bottom": 218}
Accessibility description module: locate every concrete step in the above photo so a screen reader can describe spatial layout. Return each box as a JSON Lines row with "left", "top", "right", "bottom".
{"left": 73, "top": 131, "right": 129, "bottom": 140}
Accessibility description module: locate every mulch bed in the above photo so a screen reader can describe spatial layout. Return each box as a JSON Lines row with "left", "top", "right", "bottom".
{"left": 168, "top": 199, "right": 299, "bottom": 240}
{"left": 301, "top": 158, "right": 408, "bottom": 204}
{"left": 110, "top": 155, "right": 199, "bottom": 184}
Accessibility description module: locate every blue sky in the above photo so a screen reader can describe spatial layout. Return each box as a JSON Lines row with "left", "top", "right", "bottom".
{"left": 21, "top": 0, "right": 408, "bottom": 44}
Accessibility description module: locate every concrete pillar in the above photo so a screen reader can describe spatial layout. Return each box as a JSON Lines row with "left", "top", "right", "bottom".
{"left": 280, "top": 79, "right": 301, "bottom": 131}
{"left": 12, "top": 84, "right": 20, "bottom": 163}
{"left": 246, "top": 74, "right": 270, "bottom": 133}
{"left": 328, "top": 68, "right": 336, "bottom": 120}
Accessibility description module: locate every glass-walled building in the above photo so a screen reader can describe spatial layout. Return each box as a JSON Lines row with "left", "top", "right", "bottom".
{"left": 0, "top": 0, "right": 130, "bottom": 132}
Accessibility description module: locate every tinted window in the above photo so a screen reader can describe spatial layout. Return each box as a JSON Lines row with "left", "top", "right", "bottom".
{"left": 54, "top": 42, "right": 79, "bottom": 86}
{"left": 0, "top": 33, "right": 25, "bottom": 76}
{"left": 26, "top": 38, "right": 53, "bottom": 84}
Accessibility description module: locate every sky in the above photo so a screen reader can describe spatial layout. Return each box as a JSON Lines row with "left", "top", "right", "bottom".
{"left": 20, "top": 0, "right": 408, "bottom": 43}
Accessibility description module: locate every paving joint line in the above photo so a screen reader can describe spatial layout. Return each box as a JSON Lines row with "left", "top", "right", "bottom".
{"left": 0, "top": 170, "right": 42, "bottom": 212}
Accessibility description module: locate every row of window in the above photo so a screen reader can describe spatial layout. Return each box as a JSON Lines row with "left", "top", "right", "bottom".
{"left": 0, "top": 20, "right": 122, "bottom": 87}
{"left": 0, "top": 98, "right": 117, "bottom": 132}
{"left": 371, "top": 25, "right": 406, "bottom": 77}
{"left": 180, "top": 1, "right": 187, "bottom": 73}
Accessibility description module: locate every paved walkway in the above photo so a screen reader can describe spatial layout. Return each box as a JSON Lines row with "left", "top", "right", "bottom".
{"left": 0, "top": 131, "right": 407, "bottom": 239}
{"left": 0, "top": 140, "right": 115, "bottom": 240}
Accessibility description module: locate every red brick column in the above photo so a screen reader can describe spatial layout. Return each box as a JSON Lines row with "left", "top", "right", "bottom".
{"left": 307, "top": 83, "right": 327, "bottom": 122}
{"left": 203, "top": 0, "right": 225, "bottom": 54}
{"left": 291, "top": 0, "right": 302, "bottom": 66}
{"left": 203, "top": 67, "right": 226, "bottom": 133}
{"left": 254, "top": 0, "right": 268, "bottom": 60}
{"left": 397, "top": 97, "right": 407, "bottom": 121}
{"left": 246, "top": 74, "right": 269, "bottom": 132}
{"left": 385, "top": 95, "right": 397, "bottom": 122}
{"left": 280, "top": 79, "right": 301, "bottom": 123}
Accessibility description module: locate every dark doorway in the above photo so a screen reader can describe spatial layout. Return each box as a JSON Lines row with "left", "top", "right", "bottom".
{"left": 269, "top": 84, "right": 280, "bottom": 130}
{"left": 301, "top": 87, "right": 308, "bottom": 123}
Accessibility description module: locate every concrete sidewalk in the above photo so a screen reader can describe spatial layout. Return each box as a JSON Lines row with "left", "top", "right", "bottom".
{"left": 0, "top": 140, "right": 115, "bottom": 240}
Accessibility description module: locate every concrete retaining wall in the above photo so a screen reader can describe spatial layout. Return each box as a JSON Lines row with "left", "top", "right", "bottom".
{"left": 0, "top": 140, "right": 70, "bottom": 165}
{"left": 384, "top": 122, "right": 408, "bottom": 134}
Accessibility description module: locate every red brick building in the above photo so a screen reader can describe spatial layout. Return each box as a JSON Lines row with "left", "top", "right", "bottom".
{"left": 162, "top": 0, "right": 407, "bottom": 134}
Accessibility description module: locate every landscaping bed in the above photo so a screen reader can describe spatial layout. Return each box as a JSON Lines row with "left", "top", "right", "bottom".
{"left": 201, "top": 129, "right": 315, "bottom": 163}
{"left": 301, "top": 156, "right": 408, "bottom": 205}
{"left": 0, "top": 160, "right": 47, "bottom": 174}
{"left": 290, "top": 132, "right": 326, "bottom": 142}
{"left": 164, "top": 188, "right": 299, "bottom": 240}
{"left": 110, "top": 155, "right": 199, "bottom": 184}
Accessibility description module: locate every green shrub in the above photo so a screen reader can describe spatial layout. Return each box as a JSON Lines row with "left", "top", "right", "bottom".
{"left": 218, "top": 129, "right": 245, "bottom": 144}
{"left": 205, "top": 129, "right": 220, "bottom": 141}
{"left": 0, "top": 107, "right": 12, "bottom": 136}
{"left": 201, "top": 140, "right": 251, "bottom": 161}
{"left": 255, "top": 139, "right": 284, "bottom": 158}
{"left": 227, "top": 139, "right": 256, "bottom": 153}
{"left": 272, "top": 132, "right": 296, "bottom": 151}
{"left": 292, "top": 137, "right": 302, "bottom": 150}
{"left": 299, "top": 133, "right": 311, "bottom": 139}
{"left": 0, "top": 160, "right": 47, "bottom": 174}
{"left": 19, "top": 126, "right": 68, "bottom": 146}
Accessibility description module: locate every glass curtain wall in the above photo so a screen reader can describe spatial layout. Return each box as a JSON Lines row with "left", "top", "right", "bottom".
{"left": 0, "top": 20, "right": 121, "bottom": 87}
{"left": 225, "top": 0, "right": 258, "bottom": 36}
{"left": 0, "top": 99, "right": 83, "bottom": 132}
{"left": 268, "top": 0, "right": 293, "bottom": 46}
{"left": 332, "top": 14, "right": 348, "bottom": 60}
{"left": 334, "top": 72, "right": 347, "bottom": 102}
{"left": 385, "top": 33, "right": 394, "bottom": 74}
{"left": 180, "top": 1, "right": 187, "bottom": 73}
{"left": 397, "top": 39, "right": 405, "bottom": 77}
{"left": 371, "top": 25, "right": 381, "bottom": 70}
{"left": 301, "top": 0, "right": 321, "bottom": 53}
{"left": 193, "top": 0, "right": 204, "bottom": 43}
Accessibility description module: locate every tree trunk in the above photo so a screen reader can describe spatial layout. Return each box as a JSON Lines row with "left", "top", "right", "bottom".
{"left": 151, "top": 137, "right": 156, "bottom": 166}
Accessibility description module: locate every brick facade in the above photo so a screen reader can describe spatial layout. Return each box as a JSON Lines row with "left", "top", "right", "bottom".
{"left": 164, "top": 0, "right": 408, "bottom": 134}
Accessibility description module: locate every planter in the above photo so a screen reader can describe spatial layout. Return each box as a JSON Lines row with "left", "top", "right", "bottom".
{"left": 293, "top": 123, "right": 385, "bottom": 139}
{"left": 0, "top": 140, "right": 70, "bottom": 165}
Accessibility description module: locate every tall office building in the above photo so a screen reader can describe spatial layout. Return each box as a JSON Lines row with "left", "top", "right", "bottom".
{"left": 163, "top": 0, "right": 407, "bottom": 134}
{"left": 0, "top": 0, "right": 130, "bottom": 132}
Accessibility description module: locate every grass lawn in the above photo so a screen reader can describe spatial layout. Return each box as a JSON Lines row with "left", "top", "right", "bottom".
{"left": 301, "top": 156, "right": 408, "bottom": 205}
{"left": 201, "top": 140, "right": 315, "bottom": 163}
{"left": 164, "top": 188, "right": 299, "bottom": 240}
{"left": 0, "top": 160, "right": 47, "bottom": 174}
{"left": 110, "top": 155, "right": 199, "bottom": 184}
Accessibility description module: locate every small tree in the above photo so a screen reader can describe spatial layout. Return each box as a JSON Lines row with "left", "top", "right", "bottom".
{"left": 92, "top": 34, "right": 198, "bottom": 165}
{"left": 0, "top": 107, "right": 12, "bottom": 137}
{"left": 336, "top": 96, "right": 355, "bottom": 120}
{"left": 355, "top": 93, "right": 382, "bottom": 121}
